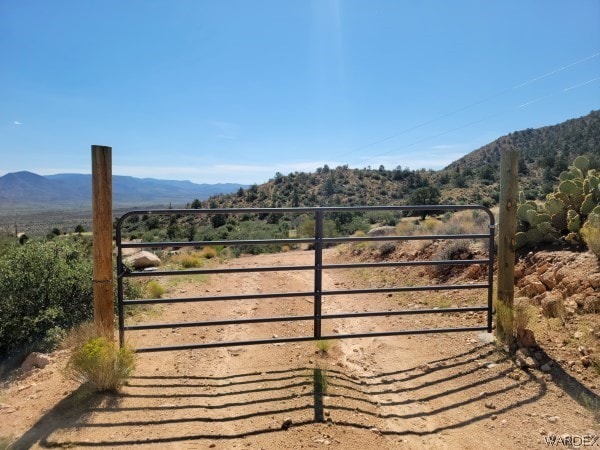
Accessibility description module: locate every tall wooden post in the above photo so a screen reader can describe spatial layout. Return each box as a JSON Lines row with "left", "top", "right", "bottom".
{"left": 496, "top": 148, "right": 519, "bottom": 343}
{"left": 92, "top": 145, "right": 114, "bottom": 340}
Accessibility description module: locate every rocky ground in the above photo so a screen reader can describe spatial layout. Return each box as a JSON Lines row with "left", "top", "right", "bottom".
{"left": 1, "top": 244, "right": 599, "bottom": 449}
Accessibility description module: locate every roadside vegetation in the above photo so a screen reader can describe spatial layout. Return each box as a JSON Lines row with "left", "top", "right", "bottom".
{"left": 0, "top": 235, "right": 142, "bottom": 360}
{"left": 63, "top": 323, "right": 135, "bottom": 392}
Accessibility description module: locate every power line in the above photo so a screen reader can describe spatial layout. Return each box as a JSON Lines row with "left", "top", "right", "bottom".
{"left": 369, "top": 75, "right": 600, "bottom": 161}
{"left": 333, "top": 51, "right": 600, "bottom": 161}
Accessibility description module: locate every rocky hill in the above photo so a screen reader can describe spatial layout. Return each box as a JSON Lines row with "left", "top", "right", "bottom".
{"left": 443, "top": 110, "right": 600, "bottom": 200}
{"left": 201, "top": 111, "right": 600, "bottom": 211}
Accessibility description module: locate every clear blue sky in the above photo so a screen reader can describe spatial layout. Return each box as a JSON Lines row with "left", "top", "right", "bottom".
{"left": 1, "top": 1, "right": 599, "bottom": 184}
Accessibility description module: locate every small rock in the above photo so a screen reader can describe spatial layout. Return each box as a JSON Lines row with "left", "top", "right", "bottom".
{"left": 491, "top": 414, "right": 498, "bottom": 421}
{"left": 21, "top": 353, "right": 50, "bottom": 372}
{"left": 517, "top": 329, "right": 537, "bottom": 348}
{"left": 281, "top": 417, "right": 293, "bottom": 430}
{"left": 418, "top": 363, "right": 434, "bottom": 373}
{"left": 574, "top": 331, "right": 583, "bottom": 339}
{"left": 485, "top": 401, "right": 496, "bottom": 409}
{"left": 547, "top": 416, "right": 559, "bottom": 423}
{"left": 541, "top": 363, "right": 552, "bottom": 372}
{"left": 515, "top": 349, "right": 538, "bottom": 369}
{"left": 581, "top": 356, "right": 592, "bottom": 368}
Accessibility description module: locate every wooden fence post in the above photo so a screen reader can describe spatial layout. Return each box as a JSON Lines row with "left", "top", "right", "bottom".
{"left": 496, "top": 148, "right": 519, "bottom": 343}
{"left": 92, "top": 145, "right": 114, "bottom": 340}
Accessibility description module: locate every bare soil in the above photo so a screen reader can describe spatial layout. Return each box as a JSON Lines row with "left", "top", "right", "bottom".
{"left": 1, "top": 247, "right": 599, "bottom": 449}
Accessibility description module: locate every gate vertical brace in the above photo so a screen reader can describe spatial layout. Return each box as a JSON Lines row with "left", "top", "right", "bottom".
{"left": 314, "top": 210, "right": 324, "bottom": 339}
{"left": 116, "top": 222, "right": 125, "bottom": 347}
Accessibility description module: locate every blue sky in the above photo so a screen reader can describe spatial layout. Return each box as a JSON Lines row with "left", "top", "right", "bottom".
{"left": 1, "top": 1, "right": 599, "bottom": 184}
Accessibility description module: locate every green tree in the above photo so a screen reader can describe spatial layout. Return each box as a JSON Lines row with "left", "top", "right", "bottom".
{"left": 409, "top": 187, "right": 441, "bottom": 220}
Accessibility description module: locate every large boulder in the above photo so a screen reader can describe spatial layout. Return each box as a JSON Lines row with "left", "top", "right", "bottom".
{"left": 367, "top": 226, "right": 397, "bottom": 237}
{"left": 21, "top": 352, "right": 50, "bottom": 372}
{"left": 126, "top": 251, "right": 161, "bottom": 269}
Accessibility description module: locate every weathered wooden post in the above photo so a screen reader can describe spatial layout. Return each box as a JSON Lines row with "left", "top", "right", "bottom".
{"left": 496, "top": 148, "right": 519, "bottom": 344}
{"left": 92, "top": 145, "right": 114, "bottom": 340}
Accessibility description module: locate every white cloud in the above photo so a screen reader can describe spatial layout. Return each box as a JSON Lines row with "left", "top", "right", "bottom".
{"left": 13, "top": 121, "right": 23, "bottom": 125}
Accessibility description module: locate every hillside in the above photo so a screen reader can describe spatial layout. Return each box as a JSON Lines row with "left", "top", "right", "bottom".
{"left": 443, "top": 110, "right": 600, "bottom": 200}
{"left": 200, "top": 110, "right": 600, "bottom": 210}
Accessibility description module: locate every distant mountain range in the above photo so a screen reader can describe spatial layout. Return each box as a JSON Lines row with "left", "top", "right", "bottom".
{"left": 0, "top": 172, "right": 246, "bottom": 210}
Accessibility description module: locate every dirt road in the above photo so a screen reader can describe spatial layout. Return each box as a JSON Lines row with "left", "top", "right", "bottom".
{"left": 2, "top": 249, "right": 598, "bottom": 449}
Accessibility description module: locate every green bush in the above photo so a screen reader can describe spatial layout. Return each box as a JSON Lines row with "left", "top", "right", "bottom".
{"left": 65, "top": 336, "right": 135, "bottom": 392}
{"left": 146, "top": 280, "right": 165, "bottom": 298}
{"left": 0, "top": 239, "right": 93, "bottom": 357}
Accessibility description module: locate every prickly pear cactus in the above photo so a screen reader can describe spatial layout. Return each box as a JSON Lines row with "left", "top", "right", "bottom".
{"left": 567, "top": 209, "right": 580, "bottom": 233}
{"left": 515, "top": 155, "right": 599, "bottom": 250}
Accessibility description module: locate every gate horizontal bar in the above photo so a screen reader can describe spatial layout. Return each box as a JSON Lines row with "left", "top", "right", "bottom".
{"left": 134, "top": 326, "right": 491, "bottom": 353}
{"left": 122, "top": 258, "right": 491, "bottom": 278}
{"left": 119, "top": 233, "right": 491, "bottom": 250}
{"left": 324, "top": 259, "right": 490, "bottom": 269}
{"left": 124, "top": 306, "right": 488, "bottom": 331}
{"left": 322, "top": 233, "right": 490, "bottom": 243}
{"left": 123, "top": 283, "right": 488, "bottom": 306}
{"left": 321, "top": 284, "right": 489, "bottom": 296}
{"left": 118, "top": 204, "right": 496, "bottom": 219}
{"left": 123, "top": 265, "right": 315, "bottom": 277}
{"left": 123, "top": 291, "right": 314, "bottom": 305}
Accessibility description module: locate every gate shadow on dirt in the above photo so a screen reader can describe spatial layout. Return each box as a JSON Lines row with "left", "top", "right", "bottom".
{"left": 12, "top": 343, "right": 553, "bottom": 448}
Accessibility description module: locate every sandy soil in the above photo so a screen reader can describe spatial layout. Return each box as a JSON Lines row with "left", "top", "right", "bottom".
{"left": 1, "top": 248, "right": 599, "bottom": 449}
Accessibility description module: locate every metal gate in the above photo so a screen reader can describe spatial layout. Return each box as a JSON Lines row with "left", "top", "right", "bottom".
{"left": 116, "top": 205, "right": 495, "bottom": 352}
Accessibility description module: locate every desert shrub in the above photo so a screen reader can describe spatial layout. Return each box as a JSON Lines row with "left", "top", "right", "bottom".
{"left": 395, "top": 220, "right": 418, "bottom": 236}
{"left": 228, "top": 221, "right": 287, "bottom": 255}
{"left": 513, "top": 301, "right": 532, "bottom": 336}
{"left": 171, "top": 253, "right": 202, "bottom": 268}
{"left": 430, "top": 241, "right": 473, "bottom": 280}
{"left": 201, "top": 246, "right": 218, "bottom": 259}
{"left": 378, "top": 242, "right": 396, "bottom": 258}
{"left": 0, "top": 239, "right": 93, "bottom": 357}
{"left": 315, "top": 339, "right": 331, "bottom": 354}
{"left": 65, "top": 335, "right": 135, "bottom": 392}
{"left": 0, "top": 435, "right": 13, "bottom": 450}
{"left": 421, "top": 217, "right": 441, "bottom": 232}
{"left": 146, "top": 280, "right": 165, "bottom": 298}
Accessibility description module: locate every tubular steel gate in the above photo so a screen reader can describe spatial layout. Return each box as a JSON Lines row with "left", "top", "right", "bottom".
{"left": 116, "top": 205, "right": 495, "bottom": 352}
